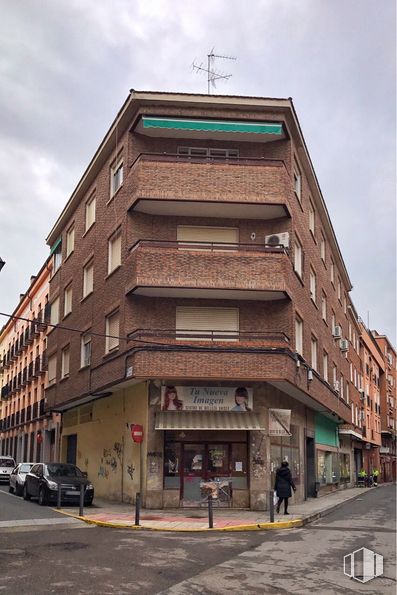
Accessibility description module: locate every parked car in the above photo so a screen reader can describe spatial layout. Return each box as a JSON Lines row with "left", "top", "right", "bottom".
{"left": 23, "top": 462, "right": 94, "bottom": 506}
{"left": 0, "top": 456, "right": 16, "bottom": 483}
{"left": 9, "top": 462, "right": 35, "bottom": 496}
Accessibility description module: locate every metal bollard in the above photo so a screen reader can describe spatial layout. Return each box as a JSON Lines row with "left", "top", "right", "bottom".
{"left": 208, "top": 494, "right": 213, "bottom": 529}
{"left": 269, "top": 490, "right": 274, "bottom": 523}
{"left": 135, "top": 492, "right": 141, "bottom": 526}
{"left": 57, "top": 484, "right": 62, "bottom": 509}
{"left": 79, "top": 484, "right": 85, "bottom": 517}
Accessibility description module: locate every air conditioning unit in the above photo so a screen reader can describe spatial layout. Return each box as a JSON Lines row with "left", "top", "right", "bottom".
{"left": 333, "top": 325, "right": 342, "bottom": 339}
{"left": 340, "top": 339, "right": 349, "bottom": 352}
{"left": 334, "top": 380, "right": 340, "bottom": 392}
{"left": 264, "top": 232, "right": 290, "bottom": 248}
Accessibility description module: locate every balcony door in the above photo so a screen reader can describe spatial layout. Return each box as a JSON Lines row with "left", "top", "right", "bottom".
{"left": 177, "top": 226, "right": 239, "bottom": 251}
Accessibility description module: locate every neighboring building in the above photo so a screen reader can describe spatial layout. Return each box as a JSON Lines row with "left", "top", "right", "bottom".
{"left": 372, "top": 331, "right": 397, "bottom": 481}
{"left": 0, "top": 260, "right": 61, "bottom": 463}
{"left": 44, "top": 91, "right": 368, "bottom": 508}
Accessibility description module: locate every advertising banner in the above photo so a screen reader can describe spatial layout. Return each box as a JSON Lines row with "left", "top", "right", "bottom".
{"left": 269, "top": 409, "right": 291, "bottom": 436}
{"left": 161, "top": 385, "right": 253, "bottom": 412}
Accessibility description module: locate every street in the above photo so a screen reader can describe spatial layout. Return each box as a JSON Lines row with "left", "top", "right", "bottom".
{"left": 0, "top": 484, "right": 395, "bottom": 594}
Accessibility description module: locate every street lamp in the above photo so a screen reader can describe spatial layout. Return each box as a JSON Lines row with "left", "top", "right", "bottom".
{"left": 0, "top": 258, "right": 5, "bottom": 271}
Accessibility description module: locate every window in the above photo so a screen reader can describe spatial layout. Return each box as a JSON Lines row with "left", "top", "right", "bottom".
{"left": 176, "top": 307, "right": 239, "bottom": 341}
{"left": 311, "top": 337, "right": 318, "bottom": 371}
{"left": 294, "top": 238, "right": 303, "bottom": 278}
{"left": 323, "top": 351, "right": 328, "bottom": 382}
{"left": 343, "top": 295, "right": 347, "bottom": 314}
{"left": 293, "top": 162, "right": 301, "bottom": 201}
{"left": 53, "top": 243, "right": 62, "bottom": 272}
{"left": 108, "top": 229, "right": 122, "bottom": 274}
{"left": 295, "top": 316, "right": 303, "bottom": 355}
{"left": 177, "top": 226, "right": 239, "bottom": 250}
{"left": 333, "top": 364, "right": 337, "bottom": 385}
{"left": 337, "top": 277, "right": 342, "bottom": 301}
{"left": 331, "top": 310, "right": 336, "bottom": 333}
{"left": 85, "top": 193, "right": 96, "bottom": 231}
{"left": 64, "top": 285, "right": 72, "bottom": 317}
{"left": 50, "top": 297, "right": 60, "bottom": 326}
{"left": 330, "top": 258, "right": 335, "bottom": 285}
{"left": 83, "top": 261, "right": 94, "bottom": 297}
{"left": 348, "top": 322, "right": 352, "bottom": 342}
{"left": 309, "top": 200, "right": 315, "bottom": 235}
{"left": 309, "top": 268, "right": 316, "bottom": 303}
{"left": 61, "top": 346, "right": 70, "bottom": 379}
{"left": 177, "top": 146, "right": 239, "bottom": 158}
{"left": 321, "top": 292, "right": 327, "bottom": 322}
{"left": 66, "top": 225, "right": 75, "bottom": 257}
{"left": 110, "top": 155, "right": 123, "bottom": 197}
{"left": 81, "top": 334, "right": 91, "bottom": 368}
{"left": 340, "top": 374, "right": 344, "bottom": 400}
{"left": 320, "top": 233, "right": 326, "bottom": 262}
{"left": 346, "top": 381, "right": 349, "bottom": 404}
{"left": 105, "top": 311, "right": 119, "bottom": 353}
{"left": 48, "top": 355, "right": 57, "bottom": 386}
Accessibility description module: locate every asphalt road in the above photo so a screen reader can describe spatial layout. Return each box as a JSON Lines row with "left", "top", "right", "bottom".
{"left": 0, "top": 484, "right": 395, "bottom": 594}
{"left": 0, "top": 483, "right": 61, "bottom": 521}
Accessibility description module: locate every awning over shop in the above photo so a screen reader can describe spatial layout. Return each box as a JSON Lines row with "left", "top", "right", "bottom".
{"left": 155, "top": 411, "right": 264, "bottom": 431}
{"left": 135, "top": 116, "right": 285, "bottom": 142}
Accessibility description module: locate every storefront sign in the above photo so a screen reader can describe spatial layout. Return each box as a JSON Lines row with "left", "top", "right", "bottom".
{"left": 161, "top": 385, "right": 253, "bottom": 411}
{"left": 268, "top": 409, "right": 291, "bottom": 436}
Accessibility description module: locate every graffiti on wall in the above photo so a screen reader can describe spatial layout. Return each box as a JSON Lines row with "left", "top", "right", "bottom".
{"left": 127, "top": 464, "right": 135, "bottom": 480}
{"left": 97, "top": 442, "right": 125, "bottom": 479}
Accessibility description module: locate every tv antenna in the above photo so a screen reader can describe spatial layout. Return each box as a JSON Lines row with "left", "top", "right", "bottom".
{"left": 192, "top": 48, "right": 237, "bottom": 94}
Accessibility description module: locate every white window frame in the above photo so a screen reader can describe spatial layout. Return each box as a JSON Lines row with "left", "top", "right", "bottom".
{"left": 83, "top": 261, "right": 94, "bottom": 298}
{"left": 311, "top": 337, "right": 318, "bottom": 371}
{"left": 293, "top": 161, "right": 302, "bottom": 201}
{"left": 295, "top": 316, "right": 303, "bottom": 355}
{"left": 110, "top": 155, "right": 123, "bottom": 197}
{"left": 85, "top": 193, "right": 96, "bottom": 231}
{"left": 64, "top": 285, "right": 72, "bottom": 317}
{"left": 294, "top": 238, "right": 303, "bottom": 278}
{"left": 105, "top": 311, "right": 120, "bottom": 353}
{"left": 50, "top": 297, "right": 60, "bottom": 326}
{"left": 81, "top": 334, "right": 92, "bottom": 368}
{"left": 309, "top": 268, "right": 316, "bottom": 303}
{"left": 48, "top": 354, "right": 57, "bottom": 386}
{"left": 330, "top": 258, "right": 335, "bottom": 285}
{"left": 321, "top": 292, "right": 327, "bottom": 322}
{"left": 108, "top": 229, "right": 122, "bottom": 274}
{"left": 61, "top": 345, "right": 70, "bottom": 379}
{"left": 323, "top": 351, "right": 328, "bottom": 382}
{"left": 320, "top": 232, "right": 326, "bottom": 262}
{"left": 66, "top": 225, "right": 75, "bottom": 258}
{"left": 53, "top": 244, "right": 62, "bottom": 272}
{"left": 309, "top": 200, "right": 315, "bottom": 235}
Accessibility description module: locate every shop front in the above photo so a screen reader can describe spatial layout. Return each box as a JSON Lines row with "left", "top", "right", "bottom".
{"left": 315, "top": 413, "right": 353, "bottom": 494}
{"left": 145, "top": 382, "right": 307, "bottom": 510}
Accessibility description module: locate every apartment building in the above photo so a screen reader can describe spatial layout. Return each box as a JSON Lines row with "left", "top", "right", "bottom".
{"left": 44, "top": 91, "right": 368, "bottom": 508}
{"left": 372, "top": 331, "right": 397, "bottom": 481}
{"left": 0, "top": 260, "right": 61, "bottom": 463}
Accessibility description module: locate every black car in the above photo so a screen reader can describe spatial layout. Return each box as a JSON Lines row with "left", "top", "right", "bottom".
{"left": 23, "top": 463, "right": 94, "bottom": 506}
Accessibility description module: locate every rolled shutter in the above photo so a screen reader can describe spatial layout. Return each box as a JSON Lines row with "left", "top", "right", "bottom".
{"left": 176, "top": 307, "right": 239, "bottom": 341}
{"left": 177, "top": 226, "right": 238, "bottom": 250}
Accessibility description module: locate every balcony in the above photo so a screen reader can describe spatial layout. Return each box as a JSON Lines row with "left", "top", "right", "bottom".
{"left": 126, "top": 241, "right": 291, "bottom": 300}
{"left": 128, "top": 154, "right": 291, "bottom": 220}
{"left": 124, "top": 329, "right": 351, "bottom": 422}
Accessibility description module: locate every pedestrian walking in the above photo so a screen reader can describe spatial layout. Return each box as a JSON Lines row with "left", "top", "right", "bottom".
{"left": 274, "top": 461, "right": 296, "bottom": 515}
{"left": 372, "top": 468, "right": 380, "bottom": 486}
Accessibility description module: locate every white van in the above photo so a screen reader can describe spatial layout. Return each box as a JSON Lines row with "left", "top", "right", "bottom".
{"left": 0, "top": 456, "right": 16, "bottom": 482}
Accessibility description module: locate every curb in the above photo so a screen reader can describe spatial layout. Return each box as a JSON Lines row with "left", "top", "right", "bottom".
{"left": 52, "top": 484, "right": 388, "bottom": 533}
{"left": 53, "top": 508, "right": 303, "bottom": 532}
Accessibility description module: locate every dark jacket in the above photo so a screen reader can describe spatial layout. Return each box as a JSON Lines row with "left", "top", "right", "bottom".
{"left": 274, "top": 466, "right": 296, "bottom": 498}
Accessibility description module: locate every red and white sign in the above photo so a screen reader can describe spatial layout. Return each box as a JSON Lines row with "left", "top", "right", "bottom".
{"left": 131, "top": 424, "right": 144, "bottom": 443}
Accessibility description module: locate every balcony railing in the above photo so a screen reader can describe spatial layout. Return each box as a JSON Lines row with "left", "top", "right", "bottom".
{"left": 127, "top": 240, "right": 291, "bottom": 299}
{"left": 128, "top": 328, "right": 290, "bottom": 347}
{"left": 128, "top": 153, "right": 291, "bottom": 217}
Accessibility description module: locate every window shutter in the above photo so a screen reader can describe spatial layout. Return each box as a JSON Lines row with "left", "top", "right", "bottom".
{"left": 177, "top": 226, "right": 239, "bottom": 245}
{"left": 48, "top": 355, "right": 57, "bottom": 384}
{"left": 109, "top": 231, "right": 121, "bottom": 272}
{"left": 176, "top": 307, "right": 239, "bottom": 340}
{"left": 106, "top": 312, "right": 119, "bottom": 352}
{"left": 50, "top": 298, "right": 60, "bottom": 326}
{"left": 83, "top": 262, "right": 94, "bottom": 296}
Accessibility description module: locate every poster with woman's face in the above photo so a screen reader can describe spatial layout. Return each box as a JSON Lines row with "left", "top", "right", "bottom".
{"left": 161, "top": 386, "right": 253, "bottom": 411}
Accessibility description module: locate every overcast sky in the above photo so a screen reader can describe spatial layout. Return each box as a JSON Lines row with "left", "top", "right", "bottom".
{"left": 0, "top": 0, "right": 395, "bottom": 345}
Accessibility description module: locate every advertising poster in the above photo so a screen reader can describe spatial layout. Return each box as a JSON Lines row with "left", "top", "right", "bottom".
{"left": 268, "top": 408, "right": 291, "bottom": 436}
{"left": 161, "top": 385, "right": 253, "bottom": 411}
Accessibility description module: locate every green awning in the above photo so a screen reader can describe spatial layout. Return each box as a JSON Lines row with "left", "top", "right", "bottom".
{"left": 141, "top": 116, "right": 283, "bottom": 136}
{"left": 49, "top": 237, "right": 62, "bottom": 256}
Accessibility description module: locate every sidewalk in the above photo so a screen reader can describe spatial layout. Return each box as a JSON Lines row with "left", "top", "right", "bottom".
{"left": 56, "top": 484, "right": 384, "bottom": 532}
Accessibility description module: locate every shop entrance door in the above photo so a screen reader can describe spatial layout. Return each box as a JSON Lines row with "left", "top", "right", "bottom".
{"left": 181, "top": 443, "right": 231, "bottom": 506}
{"left": 182, "top": 444, "right": 205, "bottom": 505}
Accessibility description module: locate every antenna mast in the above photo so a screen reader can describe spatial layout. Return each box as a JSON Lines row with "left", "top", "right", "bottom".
{"left": 192, "top": 47, "right": 236, "bottom": 94}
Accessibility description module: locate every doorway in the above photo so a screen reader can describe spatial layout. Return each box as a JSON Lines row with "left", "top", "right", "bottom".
{"left": 181, "top": 443, "right": 230, "bottom": 506}
{"left": 306, "top": 437, "right": 316, "bottom": 498}
{"left": 66, "top": 434, "right": 77, "bottom": 465}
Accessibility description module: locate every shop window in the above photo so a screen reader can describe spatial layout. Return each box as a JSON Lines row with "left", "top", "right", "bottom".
{"left": 317, "top": 451, "right": 340, "bottom": 485}
{"left": 270, "top": 425, "right": 300, "bottom": 486}
{"left": 231, "top": 443, "right": 248, "bottom": 489}
{"left": 164, "top": 443, "right": 181, "bottom": 489}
